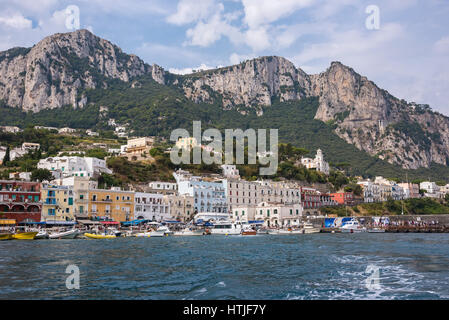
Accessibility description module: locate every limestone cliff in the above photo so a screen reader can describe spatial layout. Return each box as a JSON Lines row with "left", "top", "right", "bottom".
{"left": 0, "top": 29, "right": 163, "bottom": 112}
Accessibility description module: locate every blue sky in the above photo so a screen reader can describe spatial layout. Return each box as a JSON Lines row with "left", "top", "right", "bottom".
{"left": 1, "top": 0, "right": 449, "bottom": 115}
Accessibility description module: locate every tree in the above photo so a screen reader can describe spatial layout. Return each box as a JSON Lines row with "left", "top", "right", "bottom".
{"left": 2, "top": 145, "right": 10, "bottom": 165}
{"left": 31, "top": 168, "right": 53, "bottom": 182}
{"left": 445, "top": 193, "right": 449, "bottom": 203}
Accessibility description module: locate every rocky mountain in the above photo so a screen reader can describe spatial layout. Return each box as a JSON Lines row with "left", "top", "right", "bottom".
{"left": 1, "top": 29, "right": 448, "bottom": 170}
{"left": 0, "top": 29, "right": 165, "bottom": 112}
{"left": 176, "top": 59, "right": 449, "bottom": 170}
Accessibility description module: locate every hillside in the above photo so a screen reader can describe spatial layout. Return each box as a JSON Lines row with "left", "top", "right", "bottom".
{"left": 2, "top": 75, "right": 449, "bottom": 182}
{"left": 1, "top": 29, "right": 449, "bottom": 177}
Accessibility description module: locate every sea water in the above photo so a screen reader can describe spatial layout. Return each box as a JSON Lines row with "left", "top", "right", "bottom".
{"left": 1, "top": 233, "right": 448, "bottom": 299}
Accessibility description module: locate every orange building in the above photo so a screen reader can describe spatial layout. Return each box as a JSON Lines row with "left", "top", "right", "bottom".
{"left": 330, "top": 192, "right": 354, "bottom": 206}
{"left": 88, "top": 188, "right": 135, "bottom": 222}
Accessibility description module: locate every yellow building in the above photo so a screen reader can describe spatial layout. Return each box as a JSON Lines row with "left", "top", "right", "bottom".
{"left": 88, "top": 188, "right": 135, "bottom": 222}
{"left": 41, "top": 185, "right": 75, "bottom": 222}
{"left": 175, "top": 137, "right": 198, "bottom": 151}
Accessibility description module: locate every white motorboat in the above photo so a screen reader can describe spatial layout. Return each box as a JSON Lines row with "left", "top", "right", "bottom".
{"left": 340, "top": 220, "right": 366, "bottom": 233}
{"left": 34, "top": 230, "right": 49, "bottom": 239}
{"left": 135, "top": 225, "right": 172, "bottom": 237}
{"left": 368, "top": 227, "right": 386, "bottom": 233}
{"left": 49, "top": 228, "right": 80, "bottom": 239}
{"left": 300, "top": 222, "right": 321, "bottom": 234}
{"left": 277, "top": 228, "right": 303, "bottom": 234}
{"left": 210, "top": 221, "right": 241, "bottom": 235}
{"left": 173, "top": 227, "right": 205, "bottom": 236}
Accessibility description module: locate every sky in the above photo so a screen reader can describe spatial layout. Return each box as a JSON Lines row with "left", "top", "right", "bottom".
{"left": 1, "top": 0, "right": 448, "bottom": 115}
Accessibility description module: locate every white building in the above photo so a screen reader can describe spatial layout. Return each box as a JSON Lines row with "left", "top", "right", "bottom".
{"left": 37, "top": 156, "right": 112, "bottom": 179}
{"left": 224, "top": 179, "right": 303, "bottom": 213}
{"left": 149, "top": 182, "right": 178, "bottom": 192}
{"left": 0, "top": 126, "right": 21, "bottom": 133}
{"left": 9, "top": 172, "right": 32, "bottom": 181}
{"left": 301, "top": 149, "right": 329, "bottom": 175}
{"left": 58, "top": 127, "right": 77, "bottom": 134}
{"left": 221, "top": 165, "right": 240, "bottom": 179}
{"left": 174, "top": 170, "right": 227, "bottom": 214}
{"left": 254, "top": 201, "right": 303, "bottom": 228}
{"left": 357, "top": 180, "right": 381, "bottom": 203}
{"left": 420, "top": 182, "right": 442, "bottom": 198}
{"left": 134, "top": 192, "right": 171, "bottom": 222}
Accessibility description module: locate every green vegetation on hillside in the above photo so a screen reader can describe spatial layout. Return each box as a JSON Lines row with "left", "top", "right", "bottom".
{"left": 321, "top": 198, "right": 449, "bottom": 217}
{"left": 2, "top": 75, "right": 449, "bottom": 182}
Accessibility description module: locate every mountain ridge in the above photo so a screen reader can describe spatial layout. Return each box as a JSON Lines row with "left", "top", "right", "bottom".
{"left": 1, "top": 29, "right": 448, "bottom": 171}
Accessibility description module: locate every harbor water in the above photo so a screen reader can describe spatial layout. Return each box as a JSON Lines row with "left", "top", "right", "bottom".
{"left": 1, "top": 233, "right": 449, "bottom": 299}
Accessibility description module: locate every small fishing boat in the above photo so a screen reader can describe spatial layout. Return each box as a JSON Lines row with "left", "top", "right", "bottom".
{"left": 300, "top": 222, "right": 321, "bottom": 234}
{"left": 84, "top": 233, "right": 117, "bottom": 239}
{"left": 278, "top": 227, "right": 303, "bottom": 234}
{"left": 241, "top": 228, "right": 257, "bottom": 236}
{"left": 256, "top": 228, "right": 269, "bottom": 234}
{"left": 173, "top": 227, "right": 205, "bottom": 236}
{"left": 12, "top": 231, "right": 38, "bottom": 240}
{"left": 0, "top": 233, "right": 13, "bottom": 240}
{"left": 367, "top": 227, "right": 386, "bottom": 233}
{"left": 35, "top": 230, "right": 49, "bottom": 239}
{"left": 49, "top": 229, "right": 80, "bottom": 239}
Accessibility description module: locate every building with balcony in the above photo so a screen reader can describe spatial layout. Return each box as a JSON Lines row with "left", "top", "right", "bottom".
{"left": 88, "top": 188, "right": 134, "bottom": 222}
{"left": 40, "top": 185, "right": 75, "bottom": 222}
{"left": 330, "top": 192, "right": 354, "bottom": 206}
{"left": 0, "top": 181, "right": 41, "bottom": 223}
{"left": 163, "top": 194, "right": 195, "bottom": 222}
{"left": 122, "top": 137, "right": 154, "bottom": 161}
{"left": 134, "top": 192, "right": 170, "bottom": 222}
{"left": 254, "top": 201, "right": 303, "bottom": 228}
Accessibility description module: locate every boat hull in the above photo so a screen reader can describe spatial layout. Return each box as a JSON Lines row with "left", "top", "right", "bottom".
{"left": 12, "top": 232, "right": 38, "bottom": 240}
{"left": 35, "top": 231, "right": 49, "bottom": 239}
{"left": 0, "top": 233, "right": 13, "bottom": 241}
{"left": 84, "top": 233, "right": 117, "bottom": 239}
{"left": 301, "top": 228, "right": 321, "bottom": 234}
{"left": 49, "top": 229, "right": 80, "bottom": 239}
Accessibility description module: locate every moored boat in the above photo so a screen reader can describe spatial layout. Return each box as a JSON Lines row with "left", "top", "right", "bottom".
{"left": 12, "top": 232, "right": 38, "bottom": 240}
{"left": 35, "top": 230, "right": 49, "bottom": 239}
{"left": 300, "top": 222, "right": 321, "bottom": 234}
{"left": 277, "top": 227, "right": 303, "bottom": 234}
{"left": 49, "top": 229, "right": 80, "bottom": 239}
{"left": 241, "top": 228, "right": 257, "bottom": 236}
{"left": 209, "top": 221, "right": 241, "bottom": 235}
{"left": 367, "top": 227, "right": 386, "bottom": 233}
{"left": 173, "top": 227, "right": 205, "bottom": 236}
{"left": 0, "top": 233, "right": 13, "bottom": 240}
{"left": 84, "top": 233, "right": 117, "bottom": 239}
{"left": 340, "top": 220, "right": 366, "bottom": 233}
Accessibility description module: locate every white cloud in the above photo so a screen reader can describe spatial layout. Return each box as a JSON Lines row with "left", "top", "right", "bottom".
{"left": 0, "top": 14, "right": 32, "bottom": 30}
{"left": 229, "top": 52, "right": 256, "bottom": 65}
{"left": 167, "top": 0, "right": 219, "bottom": 25}
{"left": 241, "top": 0, "right": 313, "bottom": 29}
{"left": 169, "top": 63, "right": 218, "bottom": 74}
{"left": 434, "top": 36, "right": 449, "bottom": 54}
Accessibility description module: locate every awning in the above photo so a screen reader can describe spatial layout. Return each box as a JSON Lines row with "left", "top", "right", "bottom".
{"left": 0, "top": 219, "right": 16, "bottom": 225}
{"left": 100, "top": 221, "right": 119, "bottom": 225}
{"left": 77, "top": 220, "right": 101, "bottom": 225}
{"left": 248, "top": 220, "right": 265, "bottom": 224}
{"left": 121, "top": 219, "right": 149, "bottom": 226}
{"left": 18, "top": 221, "right": 46, "bottom": 225}
{"left": 45, "top": 221, "right": 77, "bottom": 225}
{"left": 163, "top": 220, "right": 182, "bottom": 224}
